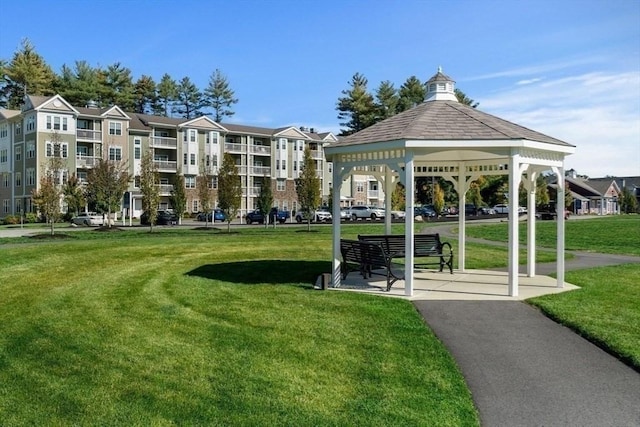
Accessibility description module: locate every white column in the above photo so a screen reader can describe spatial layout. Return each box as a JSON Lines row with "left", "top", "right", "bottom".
{"left": 458, "top": 163, "right": 466, "bottom": 272}
{"left": 331, "top": 164, "right": 343, "bottom": 288}
{"left": 527, "top": 170, "right": 537, "bottom": 277}
{"left": 508, "top": 153, "right": 521, "bottom": 297}
{"left": 404, "top": 155, "right": 415, "bottom": 296}
{"left": 384, "top": 166, "right": 393, "bottom": 234}
{"left": 556, "top": 167, "right": 565, "bottom": 288}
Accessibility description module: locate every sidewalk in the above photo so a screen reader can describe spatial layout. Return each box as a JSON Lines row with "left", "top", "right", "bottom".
{"left": 415, "top": 300, "right": 640, "bottom": 426}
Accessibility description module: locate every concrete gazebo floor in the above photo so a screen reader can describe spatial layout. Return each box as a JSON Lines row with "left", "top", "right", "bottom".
{"left": 325, "top": 269, "right": 579, "bottom": 301}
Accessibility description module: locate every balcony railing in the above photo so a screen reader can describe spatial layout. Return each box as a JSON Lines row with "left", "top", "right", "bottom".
{"left": 250, "top": 145, "right": 271, "bottom": 155}
{"left": 249, "top": 165, "right": 271, "bottom": 176}
{"left": 153, "top": 160, "right": 177, "bottom": 171}
{"left": 235, "top": 165, "right": 247, "bottom": 174}
{"left": 225, "top": 143, "right": 246, "bottom": 153}
{"left": 310, "top": 149, "right": 323, "bottom": 159}
{"left": 150, "top": 136, "right": 177, "bottom": 149}
{"left": 158, "top": 184, "right": 174, "bottom": 194}
{"left": 76, "top": 129, "right": 102, "bottom": 140}
{"left": 242, "top": 186, "right": 262, "bottom": 196}
{"left": 368, "top": 190, "right": 379, "bottom": 198}
{"left": 76, "top": 155, "right": 98, "bottom": 168}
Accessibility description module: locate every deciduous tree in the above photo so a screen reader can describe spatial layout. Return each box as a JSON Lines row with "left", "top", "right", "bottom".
{"left": 63, "top": 173, "right": 86, "bottom": 217}
{"left": 86, "top": 158, "right": 130, "bottom": 228}
{"left": 170, "top": 172, "right": 187, "bottom": 225}
{"left": 295, "top": 147, "right": 321, "bottom": 231}
{"left": 256, "top": 176, "right": 273, "bottom": 228}
{"left": 217, "top": 153, "right": 242, "bottom": 232}
{"left": 31, "top": 132, "right": 65, "bottom": 235}
{"left": 139, "top": 150, "right": 160, "bottom": 232}
{"left": 197, "top": 160, "right": 214, "bottom": 228}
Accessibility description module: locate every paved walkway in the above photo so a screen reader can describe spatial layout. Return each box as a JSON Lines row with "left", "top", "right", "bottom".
{"left": 414, "top": 220, "right": 640, "bottom": 426}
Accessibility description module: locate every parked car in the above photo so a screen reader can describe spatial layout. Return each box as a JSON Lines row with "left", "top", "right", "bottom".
{"left": 478, "top": 207, "right": 496, "bottom": 215}
{"left": 268, "top": 208, "right": 291, "bottom": 224}
{"left": 71, "top": 212, "right": 104, "bottom": 226}
{"left": 414, "top": 206, "right": 437, "bottom": 219}
{"left": 348, "top": 205, "right": 385, "bottom": 220}
{"left": 295, "top": 208, "right": 332, "bottom": 223}
{"left": 339, "top": 208, "right": 351, "bottom": 221}
{"left": 493, "top": 204, "right": 526, "bottom": 214}
{"left": 391, "top": 210, "right": 406, "bottom": 220}
{"left": 536, "top": 204, "right": 571, "bottom": 220}
{"left": 197, "top": 209, "right": 226, "bottom": 222}
{"left": 245, "top": 210, "right": 265, "bottom": 224}
{"left": 465, "top": 204, "right": 478, "bottom": 216}
{"left": 141, "top": 210, "right": 178, "bottom": 225}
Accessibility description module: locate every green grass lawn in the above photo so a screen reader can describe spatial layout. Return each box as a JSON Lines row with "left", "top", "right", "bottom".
{"left": 0, "top": 226, "right": 479, "bottom": 426}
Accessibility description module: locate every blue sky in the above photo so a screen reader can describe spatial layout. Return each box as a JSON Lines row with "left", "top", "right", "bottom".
{"left": 1, "top": 0, "right": 639, "bottom": 177}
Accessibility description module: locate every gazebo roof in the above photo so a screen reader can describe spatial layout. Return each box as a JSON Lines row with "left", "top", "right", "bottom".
{"left": 331, "top": 100, "right": 573, "bottom": 148}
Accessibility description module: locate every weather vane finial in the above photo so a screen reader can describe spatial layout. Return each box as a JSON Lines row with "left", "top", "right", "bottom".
{"left": 438, "top": 65, "right": 442, "bottom": 73}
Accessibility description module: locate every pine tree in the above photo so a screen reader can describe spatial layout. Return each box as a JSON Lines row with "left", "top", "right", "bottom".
{"left": 295, "top": 147, "right": 321, "bottom": 231}
{"left": 217, "top": 153, "right": 242, "bottom": 232}
{"left": 397, "top": 76, "right": 425, "bottom": 112}
{"left": 99, "top": 62, "right": 135, "bottom": 109}
{"left": 156, "top": 73, "right": 178, "bottom": 117}
{"left": 133, "top": 75, "right": 157, "bottom": 114}
{"left": 336, "top": 72, "right": 376, "bottom": 136}
{"left": 204, "top": 69, "right": 238, "bottom": 122}
{"left": 374, "top": 80, "right": 399, "bottom": 121}
{"left": 4, "top": 39, "right": 56, "bottom": 108}
{"left": 173, "top": 76, "right": 204, "bottom": 119}
{"left": 455, "top": 88, "right": 479, "bottom": 108}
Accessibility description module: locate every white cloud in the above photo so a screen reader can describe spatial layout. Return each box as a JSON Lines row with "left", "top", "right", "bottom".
{"left": 480, "top": 71, "right": 640, "bottom": 177}
{"left": 461, "top": 56, "right": 606, "bottom": 82}
{"left": 516, "top": 78, "right": 543, "bottom": 85}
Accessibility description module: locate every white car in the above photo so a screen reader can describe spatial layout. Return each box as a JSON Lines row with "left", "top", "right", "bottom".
{"left": 391, "top": 210, "right": 406, "bottom": 220}
{"left": 348, "top": 206, "right": 385, "bottom": 220}
{"left": 295, "top": 209, "right": 332, "bottom": 223}
{"left": 71, "top": 212, "right": 105, "bottom": 226}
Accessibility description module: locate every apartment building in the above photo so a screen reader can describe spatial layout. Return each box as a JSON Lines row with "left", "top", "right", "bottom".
{"left": 0, "top": 94, "right": 343, "bottom": 220}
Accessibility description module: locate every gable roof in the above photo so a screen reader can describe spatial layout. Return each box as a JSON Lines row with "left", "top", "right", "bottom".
{"left": 333, "top": 100, "right": 573, "bottom": 147}
{"left": 0, "top": 108, "right": 21, "bottom": 120}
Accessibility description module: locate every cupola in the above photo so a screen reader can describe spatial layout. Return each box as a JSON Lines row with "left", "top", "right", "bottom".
{"left": 425, "top": 66, "right": 458, "bottom": 102}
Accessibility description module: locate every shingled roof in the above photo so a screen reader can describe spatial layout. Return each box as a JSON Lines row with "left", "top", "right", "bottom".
{"left": 334, "top": 100, "right": 573, "bottom": 147}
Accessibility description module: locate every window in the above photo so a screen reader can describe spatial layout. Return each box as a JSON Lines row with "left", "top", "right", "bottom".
{"left": 16, "top": 123, "right": 21, "bottom": 135}
{"left": 2, "top": 199, "right": 8, "bottom": 213}
{"left": 109, "top": 122, "right": 122, "bottom": 136}
{"left": 78, "top": 171, "right": 87, "bottom": 183}
{"left": 293, "top": 161, "right": 297, "bottom": 171}
{"left": 2, "top": 174, "right": 9, "bottom": 187}
{"left": 27, "top": 143, "right": 35, "bottom": 159}
{"left": 276, "top": 179, "right": 285, "bottom": 191}
{"left": 276, "top": 160, "right": 280, "bottom": 170}
{"left": 134, "top": 139, "right": 141, "bottom": 160}
{"left": 26, "top": 168, "right": 35, "bottom": 186}
{"left": 26, "top": 116, "right": 35, "bottom": 132}
{"left": 109, "top": 147, "right": 122, "bottom": 161}
{"left": 205, "top": 155, "right": 210, "bottom": 167}
{"left": 0, "top": 149, "right": 7, "bottom": 163}
{"left": 15, "top": 172, "right": 21, "bottom": 187}
{"left": 281, "top": 160, "right": 286, "bottom": 170}
{"left": 190, "top": 130, "right": 196, "bottom": 142}
{"left": 134, "top": 176, "right": 140, "bottom": 188}
{"left": 53, "top": 117, "right": 61, "bottom": 130}
{"left": 46, "top": 142, "right": 53, "bottom": 157}
{"left": 15, "top": 147, "right": 22, "bottom": 161}
{"left": 183, "top": 153, "right": 188, "bottom": 165}
{"left": 61, "top": 143, "right": 68, "bottom": 158}
{"left": 328, "top": 163, "right": 332, "bottom": 173}
{"left": 62, "top": 118, "right": 68, "bottom": 131}
{"left": 185, "top": 175, "right": 196, "bottom": 189}
{"left": 356, "top": 181, "right": 365, "bottom": 193}
{"left": 0, "top": 124, "right": 8, "bottom": 138}
{"left": 193, "top": 200, "right": 199, "bottom": 212}
{"left": 190, "top": 153, "right": 196, "bottom": 165}
{"left": 209, "top": 176, "right": 218, "bottom": 189}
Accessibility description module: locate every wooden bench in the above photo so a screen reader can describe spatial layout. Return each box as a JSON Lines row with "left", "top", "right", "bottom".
{"left": 358, "top": 233, "right": 454, "bottom": 274}
{"left": 339, "top": 239, "right": 404, "bottom": 291}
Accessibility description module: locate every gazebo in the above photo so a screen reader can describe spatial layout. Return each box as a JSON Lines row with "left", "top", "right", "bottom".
{"left": 324, "top": 68, "right": 576, "bottom": 297}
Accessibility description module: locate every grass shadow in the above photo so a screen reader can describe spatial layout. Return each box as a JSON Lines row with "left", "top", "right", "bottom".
{"left": 186, "top": 260, "right": 331, "bottom": 286}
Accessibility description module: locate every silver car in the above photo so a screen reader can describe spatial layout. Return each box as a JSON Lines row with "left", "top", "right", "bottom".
{"left": 348, "top": 206, "right": 385, "bottom": 220}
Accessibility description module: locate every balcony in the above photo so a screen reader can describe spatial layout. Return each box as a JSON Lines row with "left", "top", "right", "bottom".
{"left": 153, "top": 160, "right": 177, "bottom": 172}
{"left": 76, "top": 155, "right": 98, "bottom": 168}
{"left": 249, "top": 165, "right": 271, "bottom": 176}
{"left": 242, "top": 186, "right": 262, "bottom": 196}
{"left": 76, "top": 129, "right": 102, "bottom": 141}
{"left": 225, "top": 143, "right": 246, "bottom": 153}
{"left": 158, "top": 184, "right": 174, "bottom": 195}
{"left": 150, "top": 136, "right": 177, "bottom": 149}
{"left": 368, "top": 190, "right": 380, "bottom": 199}
{"left": 235, "top": 165, "right": 247, "bottom": 174}
{"left": 316, "top": 169, "right": 323, "bottom": 178}
{"left": 250, "top": 145, "right": 271, "bottom": 155}
{"left": 310, "top": 149, "right": 323, "bottom": 159}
